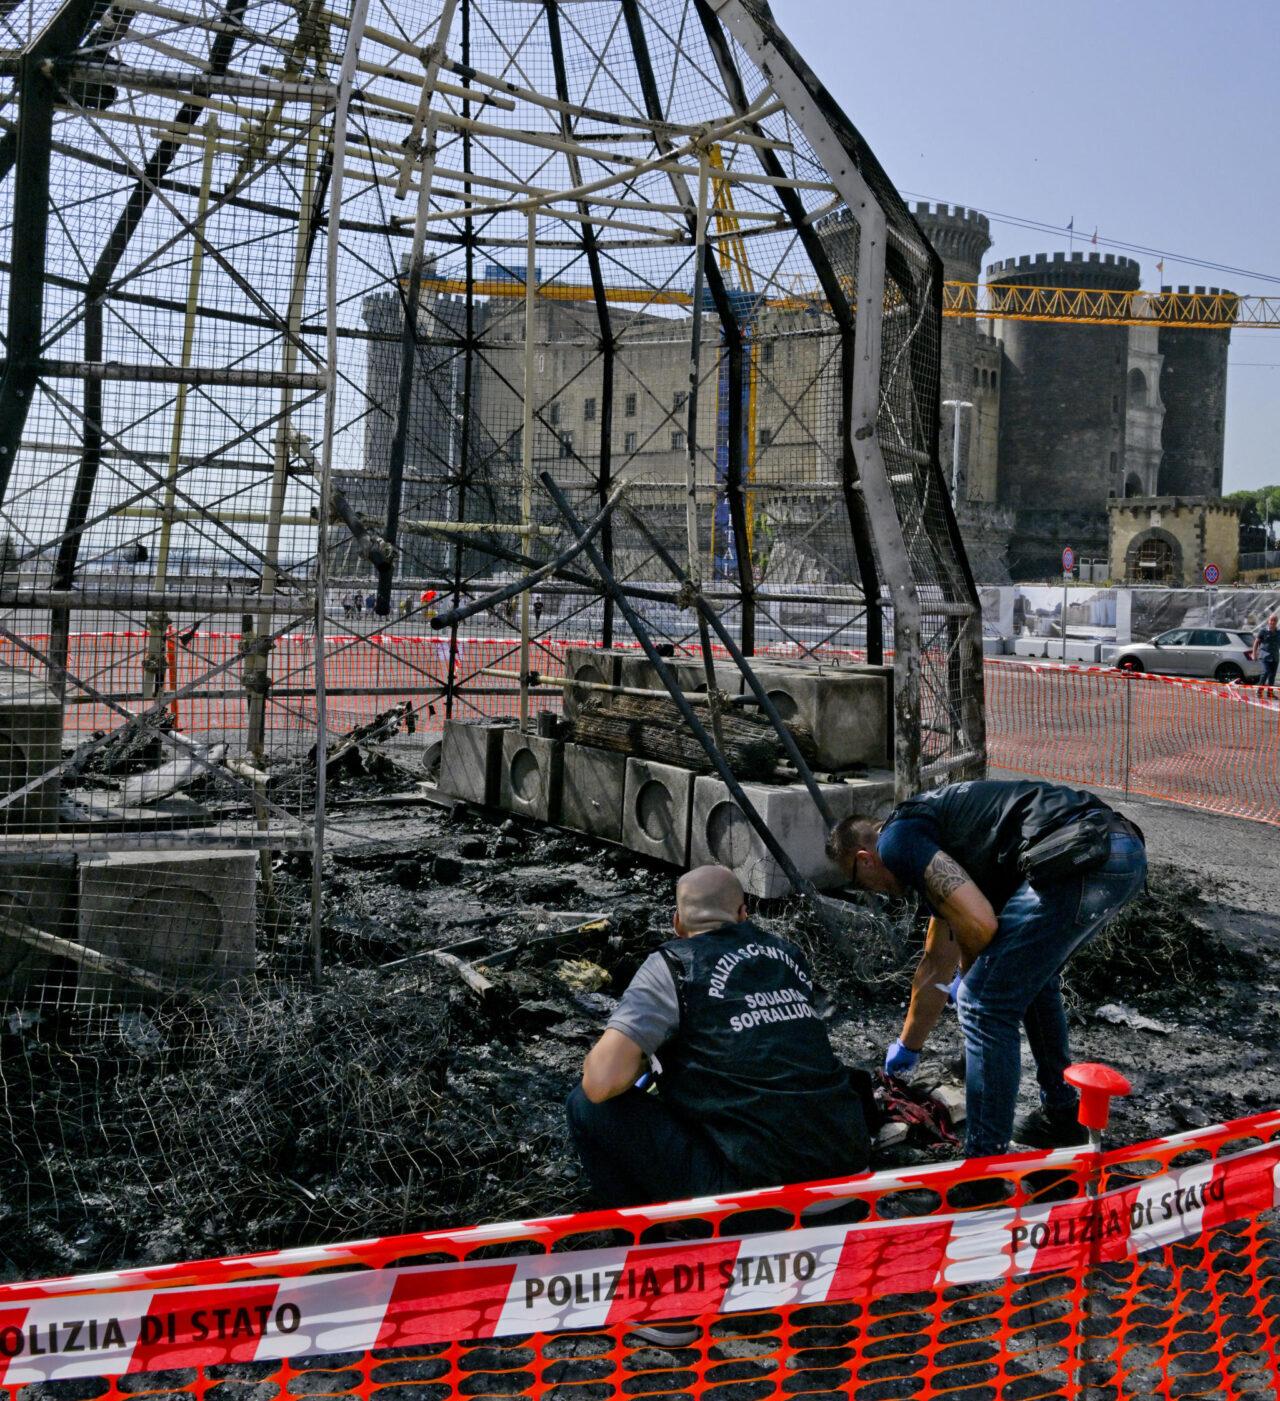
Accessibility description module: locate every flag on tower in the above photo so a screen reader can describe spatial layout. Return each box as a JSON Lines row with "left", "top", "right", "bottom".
{"left": 1156, "top": 258, "right": 1165, "bottom": 277}
{"left": 1091, "top": 227, "right": 1098, "bottom": 245}
{"left": 1066, "top": 216, "right": 1074, "bottom": 232}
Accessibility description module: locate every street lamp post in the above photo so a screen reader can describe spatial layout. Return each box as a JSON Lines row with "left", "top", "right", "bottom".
{"left": 941, "top": 399, "right": 974, "bottom": 502}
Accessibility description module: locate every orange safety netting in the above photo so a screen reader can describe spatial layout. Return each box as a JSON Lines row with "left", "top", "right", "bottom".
{"left": 987, "top": 660, "right": 1280, "bottom": 826}
{"left": 5, "top": 632, "right": 1277, "bottom": 825}
{"left": 1, "top": 1110, "right": 1278, "bottom": 1399}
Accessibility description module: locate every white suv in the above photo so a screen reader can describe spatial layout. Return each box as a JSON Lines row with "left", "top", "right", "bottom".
{"left": 1107, "top": 628, "right": 1262, "bottom": 684}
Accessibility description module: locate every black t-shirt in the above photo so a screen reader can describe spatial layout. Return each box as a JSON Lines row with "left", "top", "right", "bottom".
{"left": 879, "top": 779, "right": 1114, "bottom": 913}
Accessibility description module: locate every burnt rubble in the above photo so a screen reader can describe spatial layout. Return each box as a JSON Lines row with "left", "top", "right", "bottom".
{"left": 0, "top": 751, "right": 1275, "bottom": 1282}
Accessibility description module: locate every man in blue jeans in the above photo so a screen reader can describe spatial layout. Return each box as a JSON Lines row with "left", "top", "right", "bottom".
{"left": 827, "top": 780, "right": 1146, "bottom": 1158}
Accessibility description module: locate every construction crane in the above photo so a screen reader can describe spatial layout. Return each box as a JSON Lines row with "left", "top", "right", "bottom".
{"left": 942, "top": 282, "right": 1280, "bottom": 329}
{"left": 417, "top": 271, "right": 1280, "bottom": 329}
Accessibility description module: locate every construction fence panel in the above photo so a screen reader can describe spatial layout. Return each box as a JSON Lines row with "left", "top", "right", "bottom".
{"left": 987, "top": 660, "right": 1280, "bottom": 826}
{"left": 0, "top": 1111, "right": 1277, "bottom": 1400}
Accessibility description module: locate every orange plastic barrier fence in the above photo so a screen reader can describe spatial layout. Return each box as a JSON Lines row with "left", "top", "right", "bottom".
{"left": 987, "top": 660, "right": 1280, "bottom": 826}
{"left": 0, "top": 1110, "right": 1277, "bottom": 1399}
{"left": 7, "top": 632, "right": 1278, "bottom": 825}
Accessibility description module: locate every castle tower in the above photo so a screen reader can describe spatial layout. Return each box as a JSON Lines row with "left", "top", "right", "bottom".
{"left": 912, "top": 203, "right": 993, "bottom": 499}
{"left": 1156, "top": 285, "right": 1234, "bottom": 496}
{"left": 988, "top": 250, "right": 1141, "bottom": 578}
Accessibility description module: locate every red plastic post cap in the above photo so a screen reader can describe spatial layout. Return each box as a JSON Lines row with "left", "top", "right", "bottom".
{"left": 1064, "top": 1062, "right": 1132, "bottom": 1131}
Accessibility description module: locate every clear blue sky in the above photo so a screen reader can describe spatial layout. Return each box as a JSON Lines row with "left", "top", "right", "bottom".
{"left": 774, "top": 0, "right": 1279, "bottom": 493}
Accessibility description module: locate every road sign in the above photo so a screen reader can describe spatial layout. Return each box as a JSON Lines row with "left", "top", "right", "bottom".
{"left": 1062, "top": 546, "right": 1076, "bottom": 573}
{"left": 1203, "top": 562, "right": 1220, "bottom": 585}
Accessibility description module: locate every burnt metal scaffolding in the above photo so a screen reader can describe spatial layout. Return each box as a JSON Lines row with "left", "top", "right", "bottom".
{"left": 0, "top": 0, "right": 984, "bottom": 1011}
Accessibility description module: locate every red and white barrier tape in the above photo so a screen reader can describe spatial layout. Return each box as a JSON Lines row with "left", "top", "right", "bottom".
{"left": 0, "top": 1139, "right": 1276, "bottom": 1382}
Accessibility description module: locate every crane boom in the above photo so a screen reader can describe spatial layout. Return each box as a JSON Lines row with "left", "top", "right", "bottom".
{"left": 409, "top": 274, "right": 1280, "bottom": 330}
{"left": 942, "top": 281, "right": 1280, "bottom": 329}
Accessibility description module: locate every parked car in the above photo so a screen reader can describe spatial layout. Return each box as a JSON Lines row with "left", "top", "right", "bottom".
{"left": 1106, "top": 628, "right": 1262, "bottom": 684}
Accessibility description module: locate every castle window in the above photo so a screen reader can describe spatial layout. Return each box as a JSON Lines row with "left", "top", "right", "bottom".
{"left": 549, "top": 401, "right": 560, "bottom": 425}
{"left": 625, "top": 393, "right": 637, "bottom": 417}
{"left": 758, "top": 428, "right": 772, "bottom": 448}
{"left": 1111, "top": 395, "right": 1119, "bottom": 414}
{"left": 761, "top": 342, "right": 775, "bottom": 364}
{"left": 583, "top": 397, "right": 596, "bottom": 421}
{"left": 624, "top": 430, "right": 637, "bottom": 452}
{"left": 673, "top": 389, "right": 688, "bottom": 412}
{"left": 973, "top": 367, "right": 980, "bottom": 387}
{"left": 991, "top": 371, "right": 998, "bottom": 389}
{"left": 559, "top": 430, "right": 574, "bottom": 458}
{"left": 671, "top": 430, "right": 685, "bottom": 451}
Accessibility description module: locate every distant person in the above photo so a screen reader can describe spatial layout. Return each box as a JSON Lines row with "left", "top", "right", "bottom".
{"left": 568, "top": 865, "right": 869, "bottom": 1210}
{"left": 1253, "top": 614, "right": 1279, "bottom": 687}
{"left": 827, "top": 779, "right": 1146, "bottom": 1160}
{"left": 365, "top": 593, "right": 375, "bottom": 614}
{"left": 533, "top": 595, "right": 544, "bottom": 626}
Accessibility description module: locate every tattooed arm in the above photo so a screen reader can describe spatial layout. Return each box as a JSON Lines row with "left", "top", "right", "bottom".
{"left": 923, "top": 850, "right": 998, "bottom": 966}
{"left": 898, "top": 916, "right": 962, "bottom": 1054}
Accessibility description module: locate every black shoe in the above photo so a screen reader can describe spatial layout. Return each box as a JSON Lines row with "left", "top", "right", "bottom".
{"left": 627, "top": 1322, "right": 700, "bottom": 1348}
{"left": 1012, "top": 1104, "right": 1089, "bottom": 1150}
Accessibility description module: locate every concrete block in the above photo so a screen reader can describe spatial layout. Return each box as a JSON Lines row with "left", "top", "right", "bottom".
{"left": 438, "top": 718, "right": 507, "bottom": 806}
{"left": 619, "top": 654, "right": 743, "bottom": 702}
{"left": 1013, "top": 638, "right": 1100, "bottom": 663}
{"left": 561, "top": 742, "right": 626, "bottom": 842}
{"left": 622, "top": 757, "right": 694, "bottom": 866}
{"left": 690, "top": 773, "right": 895, "bottom": 899}
{"left": 749, "top": 664, "right": 891, "bottom": 771}
{"left": 0, "top": 665, "right": 62, "bottom": 835}
{"left": 0, "top": 855, "right": 77, "bottom": 998}
{"left": 499, "top": 730, "right": 564, "bottom": 823}
{"left": 982, "top": 636, "right": 1009, "bottom": 656}
{"left": 77, "top": 849, "right": 257, "bottom": 1003}
{"left": 563, "top": 646, "right": 624, "bottom": 719}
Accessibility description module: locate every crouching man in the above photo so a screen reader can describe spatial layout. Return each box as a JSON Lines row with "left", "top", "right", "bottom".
{"left": 567, "top": 864, "right": 869, "bottom": 1209}
{"left": 826, "top": 779, "right": 1146, "bottom": 1160}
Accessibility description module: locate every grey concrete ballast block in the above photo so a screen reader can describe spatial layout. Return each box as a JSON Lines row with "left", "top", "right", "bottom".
{"left": 500, "top": 730, "right": 564, "bottom": 823}
{"left": 0, "top": 855, "right": 78, "bottom": 998}
{"left": 618, "top": 654, "right": 743, "bottom": 703}
{"left": 561, "top": 742, "right": 626, "bottom": 842}
{"left": 750, "top": 664, "right": 891, "bottom": 771}
{"left": 689, "top": 773, "right": 895, "bottom": 899}
{"left": 438, "top": 718, "right": 508, "bottom": 806}
{"left": 78, "top": 849, "right": 257, "bottom": 1003}
{"left": 0, "top": 664, "right": 63, "bottom": 834}
{"left": 622, "top": 757, "right": 694, "bottom": 866}
{"left": 562, "top": 646, "right": 624, "bottom": 719}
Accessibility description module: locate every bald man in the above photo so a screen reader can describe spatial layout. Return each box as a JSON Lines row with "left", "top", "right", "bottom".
{"left": 567, "top": 865, "right": 869, "bottom": 1209}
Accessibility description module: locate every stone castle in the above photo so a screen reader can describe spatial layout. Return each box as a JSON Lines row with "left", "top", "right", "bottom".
{"left": 913, "top": 202, "right": 1232, "bottom": 581}
{"left": 338, "top": 214, "right": 1233, "bottom": 589}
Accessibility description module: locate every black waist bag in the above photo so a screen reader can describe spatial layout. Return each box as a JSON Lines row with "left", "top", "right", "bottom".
{"left": 1017, "top": 810, "right": 1112, "bottom": 885}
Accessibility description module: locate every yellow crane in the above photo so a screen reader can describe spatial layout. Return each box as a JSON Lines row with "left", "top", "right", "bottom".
{"left": 942, "top": 281, "right": 1280, "bottom": 329}
{"left": 415, "top": 272, "right": 1280, "bottom": 329}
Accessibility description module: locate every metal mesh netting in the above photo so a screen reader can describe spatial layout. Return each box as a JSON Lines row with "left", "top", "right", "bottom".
{"left": 0, "top": 0, "right": 982, "bottom": 1275}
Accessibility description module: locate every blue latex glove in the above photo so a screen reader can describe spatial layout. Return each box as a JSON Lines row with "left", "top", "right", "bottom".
{"left": 884, "top": 1039, "right": 920, "bottom": 1077}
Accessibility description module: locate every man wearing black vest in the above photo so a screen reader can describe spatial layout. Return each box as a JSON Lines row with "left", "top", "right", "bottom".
{"left": 826, "top": 779, "right": 1146, "bottom": 1160}
{"left": 566, "top": 865, "right": 869, "bottom": 1209}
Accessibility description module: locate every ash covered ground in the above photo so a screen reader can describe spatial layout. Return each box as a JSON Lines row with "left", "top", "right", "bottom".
{"left": 1, "top": 761, "right": 1276, "bottom": 1284}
